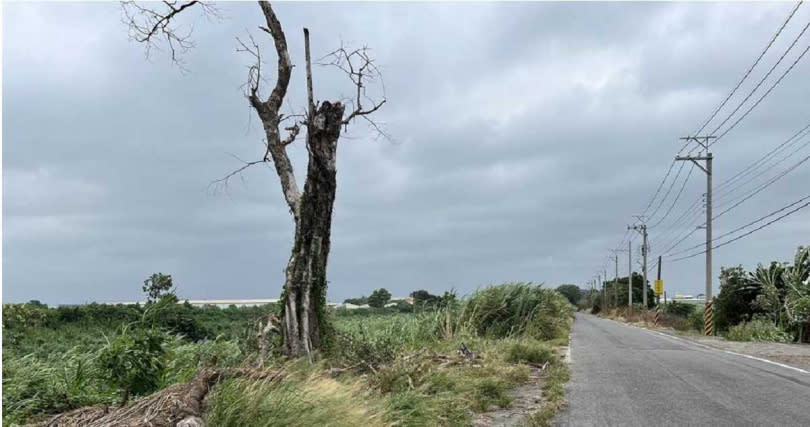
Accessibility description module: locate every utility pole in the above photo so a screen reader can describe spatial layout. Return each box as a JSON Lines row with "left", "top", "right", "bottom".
{"left": 609, "top": 248, "right": 627, "bottom": 308}
{"left": 629, "top": 220, "right": 649, "bottom": 310}
{"left": 604, "top": 269, "right": 608, "bottom": 309}
{"left": 596, "top": 273, "right": 605, "bottom": 310}
{"left": 656, "top": 255, "right": 663, "bottom": 305}
{"left": 676, "top": 135, "right": 716, "bottom": 336}
{"left": 628, "top": 240, "right": 632, "bottom": 312}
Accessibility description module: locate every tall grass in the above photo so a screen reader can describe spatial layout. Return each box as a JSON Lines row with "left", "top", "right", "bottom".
{"left": 205, "top": 362, "right": 386, "bottom": 427}
{"left": 5, "top": 284, "right": 574, "bottom": 425}
{"left": 460, "top": 283, "right": 573, "bottom": 341}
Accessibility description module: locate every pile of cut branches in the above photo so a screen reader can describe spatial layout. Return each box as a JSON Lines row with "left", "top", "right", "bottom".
{"left": 30, "top": 368, "right": 283, "bottom": 427}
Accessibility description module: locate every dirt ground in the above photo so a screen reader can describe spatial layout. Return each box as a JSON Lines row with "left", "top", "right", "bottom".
{"left": 473, "top": 346, "right": 570, "bottom": 427}
{"left": 473, "top": 365, "right": 546, "bottom": 427}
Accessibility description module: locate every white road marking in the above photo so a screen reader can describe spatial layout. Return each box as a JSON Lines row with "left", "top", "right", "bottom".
{"left": 648, "top": 329, "right": 810, "bottom": 375}
{"left": 597, "top": 315, "right": 810, "bottom": 375}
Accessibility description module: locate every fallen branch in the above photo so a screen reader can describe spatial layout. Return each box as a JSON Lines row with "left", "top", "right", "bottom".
{"left": 33, "top": 367, "right": 283, "bottom": 427}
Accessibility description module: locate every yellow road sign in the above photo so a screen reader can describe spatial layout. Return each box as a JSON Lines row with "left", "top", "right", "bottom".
{"left": 654, "top": 279, "right": 664, "bottom": 296}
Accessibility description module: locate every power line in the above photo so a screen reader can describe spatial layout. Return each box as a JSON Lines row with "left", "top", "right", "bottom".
{"left": 654, "top": 203, "right": 706, "bottom": 256}
{"left": 713, "top": 151, "right": 810, "bottom": 221}
{"left": 711, "top": 19, "right": 810, "bottom": 140}
{"left": 661, "top": 226, "right": 702, "bottom": 257}
{"left": 693, "top": 0, "right": 804, "bottom": 136}
{"left": 716, "top": 41, "right": 810, "bottom": 142}
{"left": 669, "top": 195, "right": 810, "bottom": 262}
{"left": 715, "top": 128, "right": 810, "bottom": 207}
{"left": 715, "top": 121, "right": 810, "bottom": 193}
{"left": 647, "top": 161, "right": 687, "bottom": 222}
{"left": 658, "top": 130, "right": 810, "bottom": 258}
{"left": 640, "top": 9, "right": 805, "bottom": 232}
{"left": 650, "top": 162, "right": 696, "bottom": 229}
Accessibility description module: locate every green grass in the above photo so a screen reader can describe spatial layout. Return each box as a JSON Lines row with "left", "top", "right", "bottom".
{"left": 524, "top": 360, "right": 570, "bottom": 426}
{"left": 4, "top": 283, "right": 575, "bottom": 426}
{"left": 505, "top": 341, "right": 555, "bottom": 365}
{"left": 725, "top": 318, "right": 792, "bottom": 343}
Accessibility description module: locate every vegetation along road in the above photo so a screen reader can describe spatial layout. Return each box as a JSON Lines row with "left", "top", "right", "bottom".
{"left": 556, "top": 313, "right": 810, "bottom": 426}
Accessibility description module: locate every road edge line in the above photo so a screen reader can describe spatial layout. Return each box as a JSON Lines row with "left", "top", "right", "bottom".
{"left": 646, "top": 329, "right": 810, "bottom": 375}
{"left": 595, "top": 314, "right": 810, "bottom": 375}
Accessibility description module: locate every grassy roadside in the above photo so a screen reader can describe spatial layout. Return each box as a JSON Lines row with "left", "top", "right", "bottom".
{"left": 4, "top": 283, "right": 575, "bottom": 426}
{"left": 206, "top": 283, "right": 576, "bottom": 427}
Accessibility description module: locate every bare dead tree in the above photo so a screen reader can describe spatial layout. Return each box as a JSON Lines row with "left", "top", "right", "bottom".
{"left": 123, "top": 1, "right": 386, "bottom": 357}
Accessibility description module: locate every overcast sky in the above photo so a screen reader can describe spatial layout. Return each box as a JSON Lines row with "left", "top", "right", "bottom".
{"left": 4, "top": 1, "right": 810, "bottom": 305}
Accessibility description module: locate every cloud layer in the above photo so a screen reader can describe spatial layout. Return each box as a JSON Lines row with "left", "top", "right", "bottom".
{"left": 4, "top": 2, "right": 809, "bottom": 304}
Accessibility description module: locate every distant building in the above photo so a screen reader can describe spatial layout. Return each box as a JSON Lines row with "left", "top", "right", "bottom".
{"left": 669, "top": 293, "right": 706, "bottom": 305}
{"left": 112, "top": 298, "right": 279, "bottom": 308}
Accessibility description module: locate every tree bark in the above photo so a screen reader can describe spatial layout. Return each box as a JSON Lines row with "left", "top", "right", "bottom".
{"left": 281, "top": 101, "right": 344, "bottom": 356}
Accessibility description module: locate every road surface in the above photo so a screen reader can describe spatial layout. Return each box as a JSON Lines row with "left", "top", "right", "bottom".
{"left": 556, "top": 313, "right": 810, "bottom": 426}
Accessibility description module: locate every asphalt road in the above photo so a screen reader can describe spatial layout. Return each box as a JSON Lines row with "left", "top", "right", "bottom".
{"left": 555, "top": 313, "right": 810, "bottom": 426}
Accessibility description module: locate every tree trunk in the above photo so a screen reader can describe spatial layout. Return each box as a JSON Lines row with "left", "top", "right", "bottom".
{"left": 281, "top": 101, "right": 345, "bottom": 357}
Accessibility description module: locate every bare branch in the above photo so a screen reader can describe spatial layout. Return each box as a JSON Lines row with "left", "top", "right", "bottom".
{"left": 238, "top": 1, "right": 300, "bottom": 217}
{"left": 236, "top": 33, "right": 262, "bottom": 99}
{"left": 121, "top": 1, "right": 220, "bottom": 68}
{"left": 318, "top": 43, "right": 387, "bottom": 133}
{"left": 211, "top": 159, "right": 266, "bottom": 190}
{"left": 257, "top": 1, "right": 292, "bottom": 112}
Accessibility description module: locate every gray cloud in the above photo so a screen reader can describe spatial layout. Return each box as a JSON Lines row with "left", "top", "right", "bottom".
{"left": 4, "top": 2, "right": 810, "bottom": 304}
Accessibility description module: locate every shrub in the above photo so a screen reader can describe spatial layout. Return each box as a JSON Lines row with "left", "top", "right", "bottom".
{"left": 162, "top": 337, "right": 244, "bottom": 385}
{"left": 714, "top": 266, "right": 763, "bottom": 333}
{"left": 555, "top": 285, "right": 581, "bottom": 306}
{"left": 97, "top": 324, "right": 167, "bottom": 404}
{"left": 726, "top": 318, "right": 792, "bottom": 343}
{"left": 664, "top": 301, "right": 696, "bottom": 318}
{"left": 688, "top": 308, "right": 704, "bottom": 332}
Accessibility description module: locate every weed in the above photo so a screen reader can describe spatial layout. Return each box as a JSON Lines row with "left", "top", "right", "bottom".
{"left": 726, "top": 318, "right": 792, "bottom": 343}
{"left": 505, "top": 341, "right": 555, "bottom": 365}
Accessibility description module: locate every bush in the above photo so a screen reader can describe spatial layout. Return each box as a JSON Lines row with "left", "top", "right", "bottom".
{"left": 714, "top": 266, "right": 763, "bottom": 333}
{"left": 460, "top": 283, "right": 572, "bottom": 341}
{"left": 664, "top": 301, "right": 696, "bottom": 318}
{"left": 555, "top": 285, "right": 581, "bottom": 306}
{"left": 162, "top": 337, "right": 244, "bottom": 385}
{"left": 98, "top": 324, "right": 167, "bottom": 404}
{"left": 726, "top": 318, "right": 792, "bottom": 343}
{"left": 688, "top": 308, "right": 704, "bottom": 332}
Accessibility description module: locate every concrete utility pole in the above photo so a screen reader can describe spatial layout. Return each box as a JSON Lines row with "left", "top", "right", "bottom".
{"left": 596, "top": 273, "right": 606, "bottom": 309}
{"left": 628, "top": 221, "right": 649, "bottom": 309}
{"left": 609, "top": 248, "right": 627, "bottom": 308}
{"left": 628, "top": 240, "right": 633, "bottom": 311}
{"left": 604, "top": 269, "right": 608, "bottom": 309}
{"left": 656, "top": 255, "right": 663, "bottom": 305}
{"left": 676, "top": 135, "right": 716, "bottom": 336}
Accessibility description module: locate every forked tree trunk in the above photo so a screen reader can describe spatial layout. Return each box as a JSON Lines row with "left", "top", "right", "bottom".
{"left": 281, "top": 101, "right": 345, "bottom": 356}
{"left": 122, "top": 0, "right": 382, "bottom": 358}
